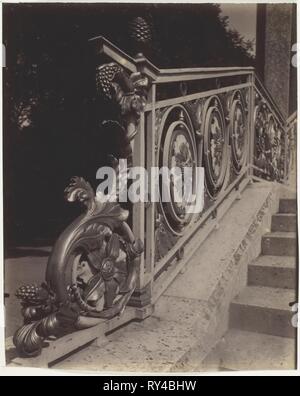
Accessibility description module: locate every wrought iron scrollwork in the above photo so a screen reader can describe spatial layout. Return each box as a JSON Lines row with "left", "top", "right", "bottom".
{"left": 14, "top": 177, "right": 144, "bottom": 357}
{"left": 254, "top": 94, "right": 285, "bottom": 181}
{"left": 13, "top": 59, "right": 147, "bottom": 358}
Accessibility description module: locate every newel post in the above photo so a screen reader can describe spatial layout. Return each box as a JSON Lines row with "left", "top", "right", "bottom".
{"left": 89, "top": 36, "right": 159, "bottom": 309}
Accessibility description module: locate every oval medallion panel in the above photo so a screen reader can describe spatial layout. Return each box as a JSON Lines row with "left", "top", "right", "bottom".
{"left": 229, "top": 91, "right": 248, "bottom": 173}
{"left": 203, "top": 96, "right": 229, "bottom": 199}
{"left": 158, "top": 105, "right": 198, "bottom": 235}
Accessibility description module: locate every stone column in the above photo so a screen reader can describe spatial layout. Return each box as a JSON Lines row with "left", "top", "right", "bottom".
{"left": 257, "top": 4, "right": 295, "bottom": 117}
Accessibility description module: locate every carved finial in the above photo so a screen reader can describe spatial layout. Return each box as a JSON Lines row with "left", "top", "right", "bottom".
{"left": 129, "top": 17, "right": 152, "bottom": 44}
{"left": 128, "top": 16, "right": 152, "bottom": 58}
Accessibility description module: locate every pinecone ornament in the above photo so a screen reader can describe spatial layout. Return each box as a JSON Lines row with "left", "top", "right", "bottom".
{"left": 129, "top": 17, "right": 152, "bottom": 50}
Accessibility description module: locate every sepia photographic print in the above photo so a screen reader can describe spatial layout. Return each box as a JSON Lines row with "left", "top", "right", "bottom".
{"left": 1, "top": 1, "right": 298, "bottom": 377}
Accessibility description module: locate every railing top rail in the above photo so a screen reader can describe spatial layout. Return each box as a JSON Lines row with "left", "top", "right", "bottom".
{"left": 153, "top": 67, "right": 254, "bottom": 83}
{"left": 90, "top": 36, "right": 287, "bottom": 126}
{"left": 158, "top": 66, "right": 254, "bottom": 73}
{"left": 90, "top": 35, "right": 254, "bottom": 82}
{"left": 287, "top": 111, "right": 297, "bottom": 126}
{"left": 254, "top": 73, "right": 286, "bottom": 125}
{"left": 89, "top": 35, "right": 142, "bottom": 73}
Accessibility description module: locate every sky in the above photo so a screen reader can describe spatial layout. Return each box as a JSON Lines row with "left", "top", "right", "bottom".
{"left": 220, "top": 3, "right": 257, "bottom": 54}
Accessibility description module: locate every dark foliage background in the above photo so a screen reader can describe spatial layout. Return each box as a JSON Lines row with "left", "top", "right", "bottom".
{"left": 3, "top": 3, "right": 255, "bottom": 250}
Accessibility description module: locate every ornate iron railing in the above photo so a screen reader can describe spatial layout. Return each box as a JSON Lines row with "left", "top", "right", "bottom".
{"left": 12, "top": 36, "right": 296, "bottom": 358}
{"left": 253, "top": 75, "right": 291, "bottom": 182}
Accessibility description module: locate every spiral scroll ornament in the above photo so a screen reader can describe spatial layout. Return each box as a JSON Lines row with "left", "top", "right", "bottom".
{"left": 13, "top": 177, "right": 144, "bottom": 357}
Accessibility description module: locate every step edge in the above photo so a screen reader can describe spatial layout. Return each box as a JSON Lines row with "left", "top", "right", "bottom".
{"left": 231, "top": 301, "right": 294, "bottom": 313}
{"left": 273, "top": 213, "right": 297, "bottom": 217}
{"left": 248, "top": 260, "right": 296, "bottom": 269}
{"left": 231, "top": 286, "right": 296, "bottom": 310}
{"left": 262, "top": 232, "right": 297, "bottom": 239}
{"left": 200, "top": 329, "right": 296, "bottom": 372}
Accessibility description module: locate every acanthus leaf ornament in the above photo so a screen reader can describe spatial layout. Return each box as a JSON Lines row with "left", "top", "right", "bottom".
{"left": 13, "top": 176, "right": 144, "bottom": 357}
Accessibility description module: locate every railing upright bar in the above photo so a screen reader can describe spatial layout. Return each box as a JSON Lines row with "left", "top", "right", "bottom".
{"left": 254, "top": 73, "right": 286, "bottom": 125}
{"left": 145, "top": 84, "right": 156, "bottom": 297}
{"left": 132, "top": 112, "right": 146, "bottom": 290}
{"left": 248, "top": 72, "right": 256, "bottom": 179}
{"left": 284, "top": 124, "right": 289, "bottom": 183}
{"left": 254, "top": 86, "right": 285, "bottom": 129}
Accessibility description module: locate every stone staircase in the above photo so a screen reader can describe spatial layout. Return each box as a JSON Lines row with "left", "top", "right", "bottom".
{"left": 201, "top": 197, "right": 298, "bottom": 371}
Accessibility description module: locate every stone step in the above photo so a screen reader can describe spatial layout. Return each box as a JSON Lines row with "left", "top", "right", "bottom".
{"left": 248, "top": 256, "right": 297, "bottom": 289}
{"left": 271, "top": 213, "right": 297, "bottom": 232}
{"left": 200, "top": 329, "right": 296, "bottom": 371}
{"left": 279, "top": 199, "right": 297, "bottom": 214}
{"left": 261, "top": 232, "right": 297, "bottom": 256}
{"left": 278, "top": 188, "right": 296, "bottom": 200}
{"left": 230, "top": 286, "right": 296, "bottom": 338}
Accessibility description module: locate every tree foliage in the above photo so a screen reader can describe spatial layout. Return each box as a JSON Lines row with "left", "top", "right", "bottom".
{"left": 3, "top": 3, "right": 255, "bottom": 246}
